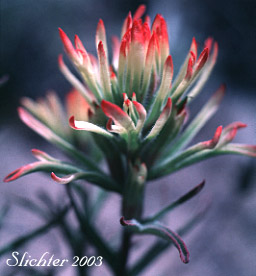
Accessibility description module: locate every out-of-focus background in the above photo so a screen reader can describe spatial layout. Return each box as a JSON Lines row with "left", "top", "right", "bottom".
{"left": 1, "top": 0, "right": 256, "bottom": 275}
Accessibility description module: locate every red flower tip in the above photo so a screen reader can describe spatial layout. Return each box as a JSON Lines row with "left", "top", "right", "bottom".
{"left": 132, "top": 100, "right": 146, "bottom": 115}
{"left": 110, "top": 71, "right": 116, "bottom": 79}
{"left": 226, "top": 122, "right": 247, "bottom": 130}
{"left": 190, "top": 51, "right": 196, "bottom": 65}
{"left": 106, "top": 118, "right": 113, "bottom": 131}
{"left": 153, "top": 14, "right": 163, "bottom": 27}
{"left": 165, "top": 97, "right": 172, "bottom": 110}
{"left": 158, "top": 97, "right": 172, "bottom": 119}
{"left": 120, "top": 39, "right": 127, "bottom": 57}
{"left": 18, "top": 107, "right": 27, "bottom": 122}
{"left": 214, "top": 125, "right": 223, "bottom": 139}
{"left": 143, "top": 21, "right": 151, "bottom": 42}
{"left": 120, "top": 216, "right": 126, "bottom": 226}
{"left": 97, "top": 18, "right": 104, "bottom": 29}
{"left": 31, "top": 149, "right": 48, "bottom": 160}
{"left": 125, "top": 99, "right": 131, "bottom": 106}
{"left": 109, "top": 66, "right": 116, "bottom": 79}
{"left": 31, "top": 149, "right": 44, "bottom": 155}
{"left": 58, "top": 28, "right": 76, "bottom": 59}
{"left": 123, "top": 93, "right": 128, "bottom": 101}
{"left": 133, "top": 4, "right": 146, "bottom": 20}
{"left": 120, "top": 216, "right": 134, "bottom": 227}
{"left": 204, "top": 125, "right": 223, "bottom": 148}
{"left": 51, "top": 172, "right": 75, "bottom": 185}
{"left": 185, "top": 57, "right": 194, "bottom": 80}
{"left": 98, "top": 40, "right": 104, "bottom": 52}
{"left": 74, "top": 34, "right": 86, "bottom": 53}
{"left": 132, "top": 92, "right": 137, "bottom": 101}
{"left": 58, "top": 54, "right": 64, "bottom": 67}
{"left": 223, "top": 122, "right": 248, "bottom": 143}
{"left": 101, "top": 100, "right": 126, "bottom": 118}
{"left": 3, "top": 168, "right": 21, "bottom": 182}
{"left": 69, "top": 116, "right": 76, "bottom": 129}
{"left": 196, "top": 47, "right": 209, "bottom": 71}
{"left": 131, "top": 19, "right": 144, "bottom": 44}
{"left": 51, "top": 172, "right": 59, "bottom": 182}
{"left": 121, "top": 12, "right": 132, "bottom": 37}
{"left": 98, "top": 41, "right": 107, "bottom": 62}
{"left": 226, "top": 127, "right": 238, "bottom": 142}
{"left": 145, "top": 15, "right": 151, "bottom": 26}
{"left": 191, "top": 37, "right": 197, "bottom": 58}
{"left": 152, "top": 14, "right": 169, "bottom": 44}
{"left": 74, "top": 34, "right": 79, "bottom": 48}
{"left": 165, "top": 55, "right": 173, "bottom": 66}
{"left": 204, "top": 37, "right": 213, "bottom": 52}
{"left": 212, "top": 42, "right": 219, "bottom": 62}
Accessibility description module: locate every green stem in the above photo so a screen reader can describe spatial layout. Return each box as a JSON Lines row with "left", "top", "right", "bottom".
{"left": 117, "top": 229, "right": 132, "bottom": 276}
{"left": 117, "top": 159, "right": 145, "bottom": 275}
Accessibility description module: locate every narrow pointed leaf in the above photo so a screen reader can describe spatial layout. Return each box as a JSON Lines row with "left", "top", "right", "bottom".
{"left": 146, "top": 97, "right": 172, "bottom": 140}
{"left": 58, "top": 28, "right": 77, "bottom": 61}
{"left": 164, "top": 84, "right": 226, "bottom": 157}
{"left": 58, "top": 54, "right": 95, "bottom": 106}
{"left": 147, "top": 55, "right": 173, "bottom": 124}
{"left": 111, "top": 36, "right": 120, "bottom": 71}
{"left": 96, "top": 19, "right": 109, "bottom": 62}
{"left": 132, "top": 101, "right": 147, "bottom": 132}
{"left": 155, "top": 143, "right": 256, "bottom": 178}
{"left": 4, "top": 159, "right": 82, "bottom": 183}
{"left": 133, "top": 4, "right": 146, "bottom": 20}
{"left": 129, "top": 203, "right": 209, "bottom": 276}
{"left": 51, "top": 171, "right": 120, "bottom": 193}
{"left": 120, "top": 217, "right": 189, "bottom": 263}
{"left": 217, "top": 122, "right": 247, "bottom": 147}
{"left": 172, "top": 38, "right": 197, "bottom": 90}
{"left": 31, "top": 149, "right": 62, "bottom": 162}
{"left": 151, "top": 126, "right": 223, "bottom": 179}
{"left": 140, "top": 33, "right": 156, "bottom": 101}
{"left": 97, "top": 41, "right": 113, "bottom": 101}
{"left": 188, "top": 42, "right": 218, "bottom": 102}
{"left": 145, "top": 180, "right": 205, "bottom": 222}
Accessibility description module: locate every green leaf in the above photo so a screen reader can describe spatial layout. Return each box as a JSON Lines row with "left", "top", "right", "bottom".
{"left": 120, "top": 217, "right": 190, "bottom": 263}
{"left": 144, "top": 180, "right": 205, "bottom": 222}
{"left": 129, "top": 203, "right": 210, "bottom": 276}
{"left": 150, "top": 126, "right": 222, "bottom": 179}
{"left": 152, "top": 143, "right": 256, "bottom": 178}
{"left": 4, "top": 160, "right": 83, "bottom": 183}
{"left": 161, "top": 84, "right": 225, "bottom": 159}
{"left": 51, "top": 170, "right": 120, "bottom": 193}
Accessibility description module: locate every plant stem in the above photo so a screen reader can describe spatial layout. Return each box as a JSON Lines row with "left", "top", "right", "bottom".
{"left": 117, "top": 229, "right": 132, "bottom": 276}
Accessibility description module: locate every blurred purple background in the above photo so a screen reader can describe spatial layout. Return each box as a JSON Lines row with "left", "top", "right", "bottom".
{"left": 1, "top": 0, "right": 256, "bottom": 275}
